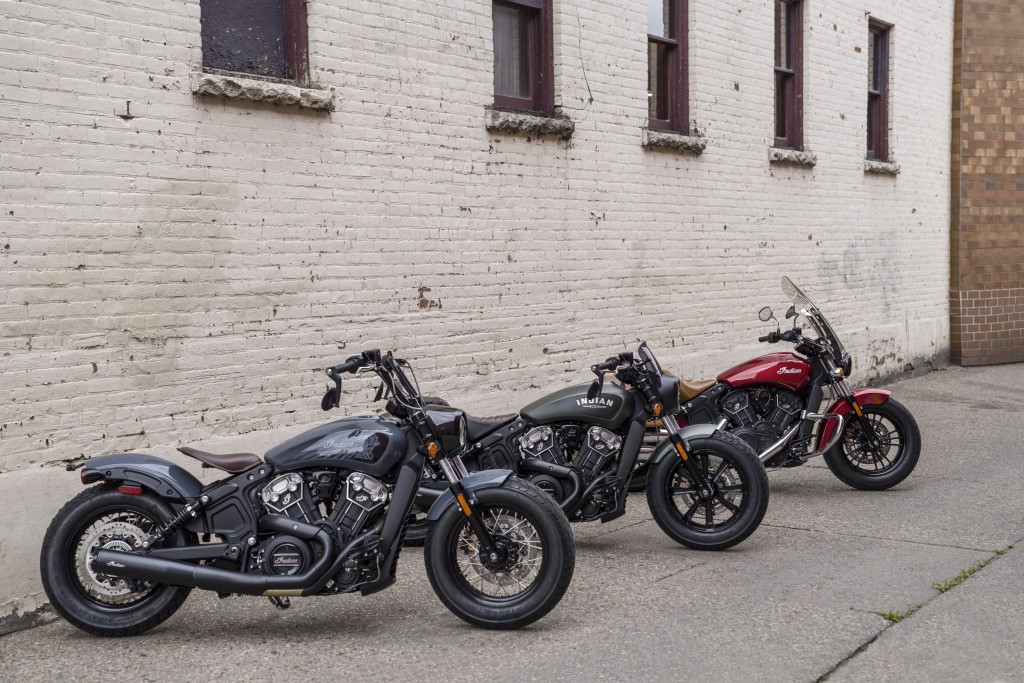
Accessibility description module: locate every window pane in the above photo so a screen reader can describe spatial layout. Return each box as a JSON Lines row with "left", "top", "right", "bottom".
{"left": 868, "top": 30, "right": 877, "bottom": 90}
{"left": 201, "top": 0, "right": 288, "bottom": 79}
{"left": 648, "top": 41, "right": 671, "bottom": 120}
{"left": 775, "top": 71, "right": 789, "bottom": 139}
{"left": 648, "top": 0, "right": 674, "bottom": 39}
{"left": 776, "top": 1, "right": 789, "bottom": 68}
{"left": 493, "top": 3, "right": 531, "bottom": 99}
{"left": 867, "top": 93, "right": 878, "bottom": 154}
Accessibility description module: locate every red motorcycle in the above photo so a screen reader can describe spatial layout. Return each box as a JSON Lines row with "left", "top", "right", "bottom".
{"left": 639, "top": 277, "right": 921, "bottom": 491}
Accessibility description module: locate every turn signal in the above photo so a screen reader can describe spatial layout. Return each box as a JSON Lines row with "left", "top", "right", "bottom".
{"left": 426, "top": 441, "right": 439, "bottom": 458}
{"left": 652, "top": 403, "right": 662, "bottom": 417}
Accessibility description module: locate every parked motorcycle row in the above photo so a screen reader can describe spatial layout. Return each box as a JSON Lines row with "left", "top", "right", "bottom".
{"left": 41, "top": 277, "right": 921, "bottom": 635}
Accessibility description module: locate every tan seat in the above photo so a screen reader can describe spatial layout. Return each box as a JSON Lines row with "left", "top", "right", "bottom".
{"left": 678, "top": 379, "right": 716, "bottom": 402}
{"left": 177, "top": 447, "right": 263, "bottom": 473}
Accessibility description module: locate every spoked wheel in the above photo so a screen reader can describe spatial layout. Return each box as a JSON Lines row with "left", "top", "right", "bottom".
{"left": 40, "top": 486, "right": 192, "bottom": 636}
{"left": 424, "top": 477, "right": 574, "bottom": 629}
{"left": 647, "top": 431, "right": 769, "bottom": 550}
{"left": 824, "top": 398, "right": 921, "bottom": 490}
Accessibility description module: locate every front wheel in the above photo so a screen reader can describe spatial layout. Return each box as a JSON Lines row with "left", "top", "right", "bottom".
{"left": 40, "top": 486, "right": 192, "bottom": 637}
{"left": 823, "top": 398, "right": 921, "bottom": 490}
{"left": 647, "top": 431, "right": 769, "bottom": 551}
{"left": 424, "top": 477, "right": 574, "bottom": 629}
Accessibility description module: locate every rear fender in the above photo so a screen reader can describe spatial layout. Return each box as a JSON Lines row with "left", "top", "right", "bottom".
{"left": 817, "top": 389, "right": 892, "bottom": 447}
{"left": 425, "top": 470, "right": 513, "bottom": 522}
{"left": 81, "top": 453, "right": 203, "bottom": 501}
{"left": 649, "top": 424, "right": 719, "bottom": 465}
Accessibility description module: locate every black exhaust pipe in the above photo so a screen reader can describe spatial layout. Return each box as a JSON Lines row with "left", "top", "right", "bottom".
{"left": 91, "top": 514, "right": 335, "bottom": 597}
{"left": 519, "top": 457, "right": 583, "bottom": 510}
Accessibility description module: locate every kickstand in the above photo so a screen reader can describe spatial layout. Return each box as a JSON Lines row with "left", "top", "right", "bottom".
{"left": 268, "top": 596, "right": 290, "bottom": 610}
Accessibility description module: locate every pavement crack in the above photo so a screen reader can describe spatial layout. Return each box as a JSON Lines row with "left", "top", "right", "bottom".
{"left": 760, "top": 522, "right": 994, "bottom": 553}
{"left": 653, "top": 561, "right": 707, "bottom": 583}
{"left": 814, "top": 542, "right": 1019, "bottom": 681}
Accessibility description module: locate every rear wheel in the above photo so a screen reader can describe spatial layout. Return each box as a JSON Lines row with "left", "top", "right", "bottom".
{"left": 424, "top": 477, "right": 574, "bottom": 629}
{"left": 647, "top": 432, "right": 769, "bottom": 551}
{"left": 40, "top": 486, "right": 192, "bottom": 637}
{"left": 823, "top": 398, "right": 921, "bottom": 490}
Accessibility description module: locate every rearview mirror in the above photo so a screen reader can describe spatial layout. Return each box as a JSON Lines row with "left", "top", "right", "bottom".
{"left": 321, "top": 387, "right": 339, "bottom": 411}
{"left": 785, "top": 305, "right": 797, "bottom": 320}
{"left": 758, "top": 306, "right": 775, "bottom": 322}
{"left": 586, "top": 379, "right": 602, "bottom": 400}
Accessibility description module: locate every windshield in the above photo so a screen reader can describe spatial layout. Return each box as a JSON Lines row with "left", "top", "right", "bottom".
{"left": 636, "top": 341, "right": 663, "bottom": 381}
{"left": 780, "top": 277, "right": 846, "bottom": 360}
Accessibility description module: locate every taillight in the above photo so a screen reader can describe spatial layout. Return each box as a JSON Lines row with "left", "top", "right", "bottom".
{"left": 118, "top": 485, "right": 144, "bottom": 495}
{"left": 80, "top": 469, "right": 86, "bottom": 485}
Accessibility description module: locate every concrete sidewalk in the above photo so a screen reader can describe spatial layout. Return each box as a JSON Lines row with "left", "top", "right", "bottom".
{"left": 1, "top": 363, "right": 1022, "bottom": 682}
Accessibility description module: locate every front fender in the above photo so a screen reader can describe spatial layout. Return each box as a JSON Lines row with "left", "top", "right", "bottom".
{"left": 425, "top": 469, "right": 513, "bottom": 522}
{"left": 81, "top": 453, "right": 203, "bottom": 501}
{"left": 648, "top": 424, "right": 719, "bottom": 465}
{"left": 817, "top": 389, "right": 892, "bottom": 447}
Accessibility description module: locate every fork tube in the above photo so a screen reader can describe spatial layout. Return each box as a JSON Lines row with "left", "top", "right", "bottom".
{"left": 437, "top": 457, "right": 501, "bottom": 557}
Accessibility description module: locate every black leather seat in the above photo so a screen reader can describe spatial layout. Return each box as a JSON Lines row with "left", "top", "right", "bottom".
{"left": 464, "top": 413, "right": 518, "bottom": 443}
{"left": 177, "top": 447, "right": 263, "bottom": 473}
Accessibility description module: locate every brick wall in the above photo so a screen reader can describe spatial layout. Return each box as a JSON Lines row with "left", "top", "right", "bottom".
{"left": 0, "top": 0, "right": 953, "bottom": 474}
{"left": 950, "top": 0, "right": 1024, "bottom": 366}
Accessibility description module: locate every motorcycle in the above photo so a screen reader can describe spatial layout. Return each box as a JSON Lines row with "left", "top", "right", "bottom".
{"left": 642, "top": 277, "right": 922, "bottom": 490}
{"left": 407, "top": 342, "right": 769, "bottom": 551}
{"left": 40, "top": 349, "right": 575, "bottom": 635}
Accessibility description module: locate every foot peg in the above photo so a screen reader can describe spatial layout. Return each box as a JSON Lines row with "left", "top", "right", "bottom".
{"left": 268, "top": 596, "right": 291, "bottom": 610}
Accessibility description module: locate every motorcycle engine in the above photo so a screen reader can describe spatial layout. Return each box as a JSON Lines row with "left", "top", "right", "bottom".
{"left": 721, "top": 388, "right": 803, "bottom": 455}
{"left": 260, "top": 472, "right": 319, "bottom": 524}
{"left": 331, "top": 472, "right": 389, "bottom": 540}
{"left": 573, "top": 426, "right": 622, "bottom": 483}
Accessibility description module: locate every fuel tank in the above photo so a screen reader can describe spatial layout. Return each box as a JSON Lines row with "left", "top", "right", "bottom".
{"left": 520, "top": 383, "right": 635, "bottom": 430}
{"left": 264, "top": 416, "right": 409, "bottom": 476}
{"left": 717, "top": 352, "right": 811, "bottom": 393}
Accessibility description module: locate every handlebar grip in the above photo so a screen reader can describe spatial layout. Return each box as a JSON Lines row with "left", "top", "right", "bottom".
{"left": 758, "top": 335, "right": 770, "bottom": 343}
{"left": 332, "top": 356, "right": 361, "bottom": 375}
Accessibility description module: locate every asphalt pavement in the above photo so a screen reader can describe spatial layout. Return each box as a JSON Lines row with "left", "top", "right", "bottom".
{"left": 2, "top": 363, "right": 1022, "bottom": 682}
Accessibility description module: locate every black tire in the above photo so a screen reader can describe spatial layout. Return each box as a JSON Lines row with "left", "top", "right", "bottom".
{"left": 40, "top": 485, "right": 192, "bottom": 637}
{"left": 823, "top": 397, "right": 921, "bottom": 491}
{"left": 647, "top": 431, "right": 769, "bottom": 551}
{"left": 424, "top": 477, "right": 574, "bottom": 629}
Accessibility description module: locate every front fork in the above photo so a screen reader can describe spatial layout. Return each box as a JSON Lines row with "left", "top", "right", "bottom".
{"left": 661, "top": 414, "right": 716, "bottom": 493}
{"left": 435, "top": 455, "right": 503, "bottom": 559}
{"left": 833, "top": 379, "right": 881, "bottom": 450}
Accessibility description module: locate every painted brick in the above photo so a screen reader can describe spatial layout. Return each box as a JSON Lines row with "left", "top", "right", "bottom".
{"left": 0, "top": 0, "right": 952, "bottom": 474}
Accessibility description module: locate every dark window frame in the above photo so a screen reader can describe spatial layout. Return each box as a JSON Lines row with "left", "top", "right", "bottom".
{"left": 647, "top": 0, "right": 689, "bottom": 134}
{"left": 200, "top": 0, "right": 310, "bottom": 87}
{"left": 867, "top": 20, "right": 891, "bottom": 161}
{"left": 492, "top": 0, "right": 554, "bottom": 116}
{"left": 774, "top": 0, "right": 804, "bottom": 149}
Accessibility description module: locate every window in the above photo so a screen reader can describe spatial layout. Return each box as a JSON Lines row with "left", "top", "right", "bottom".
{"left": 774, "top": 0, "right": 803, "bottom": 149}
{"left": 867, "top": 21, "right": 891, "bottom": 160}
{"left": 647, "top": 0, "right": 688, "bottom": 133}
{"left": 492, "top": 0, "right": 554, "bottom": 115}
{"left": 200, "top": 0, "right": 309, "bottom": 86}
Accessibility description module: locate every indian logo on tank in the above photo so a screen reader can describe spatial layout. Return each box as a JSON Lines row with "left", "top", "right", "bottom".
{"left": 777, "top": 367, "right": 802, "bottom": 375}
{"left": 576, "top": 397, "right": 616, "bottom": 409}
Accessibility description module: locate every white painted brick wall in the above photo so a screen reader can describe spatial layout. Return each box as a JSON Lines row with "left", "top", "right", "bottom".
{"left": 0, "top": 0, "right": 951, "bottom": 479}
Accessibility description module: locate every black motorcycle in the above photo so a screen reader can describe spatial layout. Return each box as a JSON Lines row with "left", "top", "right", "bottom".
{"left": 408, "top": 343, "right": 769, "bottom": 551}
{"left": 40, "top": 350, "right": 575, "bottom": 635}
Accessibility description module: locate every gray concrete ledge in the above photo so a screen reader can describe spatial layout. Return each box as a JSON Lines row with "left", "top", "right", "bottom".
{"left": 484, "top": 106, "right": 574, "bottom": 139}
{"left": 864, "top": 159, "right": 900, "bottom": 176}
{"left": 642, "top": 129, "right": 706, "bottom": 155}
{"left": 769, "top": 146, "right": 817, "bottom": 167}
{"left": 190, "top": 72, "right": 335, "bottom": 111}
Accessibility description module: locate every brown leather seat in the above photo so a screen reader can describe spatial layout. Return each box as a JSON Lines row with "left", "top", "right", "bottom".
{"left": 177, "top": 446, "right": 263, "bottom": 473}
{"left": 465, "top": 413, "right": 519, "bottom": 443}
{"left": 678, "top": 379, "right": 717, "bottom": 402}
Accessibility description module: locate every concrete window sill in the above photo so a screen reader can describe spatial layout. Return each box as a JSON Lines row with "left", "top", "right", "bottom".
{"left": 864, "top": 159, "right": 900, "bottom": 176}
{"left": 485, "top": 106, "right": 575, "bottom": 139}
{"left": 642, "top": 129, "right": 706, "bottom": 155}
{"left": 769, "top": 147, "right": 817, "bottom": 167}
{"left": 190, "top": 71, "right": 335, "bottom": 111}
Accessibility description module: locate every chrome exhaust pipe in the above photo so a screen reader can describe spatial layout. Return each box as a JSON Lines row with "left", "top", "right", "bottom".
{"left": 756, "top": 423, "right": 801, "bottom": 463}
